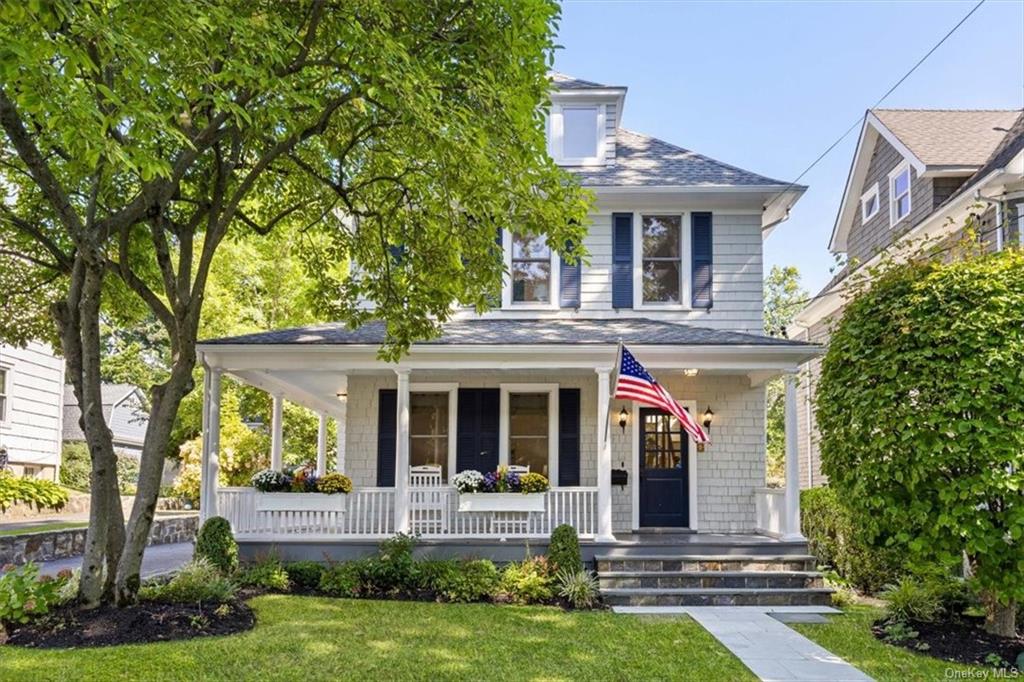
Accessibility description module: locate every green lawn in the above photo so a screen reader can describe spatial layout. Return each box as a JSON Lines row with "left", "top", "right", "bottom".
{"left": 793, "top": 605, "right": 995, "bottom": 681}
{"left": 0, "top": 521, "right": 87, "bottom": 537}
{"left": 0, "top": 596, "right": 755, "bottom": 681}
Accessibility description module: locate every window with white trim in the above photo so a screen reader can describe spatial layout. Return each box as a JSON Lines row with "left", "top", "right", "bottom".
{"left": 890, "top": 164, "right": 912, "bottom": 225}
{"left": 641, "top": 214, "right": 683, "bottom": 304}
{"left": 548, "top": 104, "right": 605, "bottom": 166}
{"left": 511, "top": 232, "right": 552, "bottom": 303}
{"left": 0, "top": 367, "right": 8, "bottom": 423}
{"left": 508, "top": 393, "right": 549, "bottom": 476}
{"left": 409, "top": 392, "right": 449, "bottom": 478}
{"left": 861, "top": 183, "right": 880, "bottom": 222}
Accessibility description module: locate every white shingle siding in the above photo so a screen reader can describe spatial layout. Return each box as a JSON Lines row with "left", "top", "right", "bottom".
{"left": 603, "top": 102, "right": 617, "bottom": 163}
{"left": 344, "top": 370, "right": 763, "bottom": 533}
{"left": 0, "top": 342, "right": 65, "bottom": 480}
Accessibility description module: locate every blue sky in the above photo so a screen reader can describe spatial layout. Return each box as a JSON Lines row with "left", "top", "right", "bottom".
{"left": 553, "top": 0, "right": 1024, "bottom": 295}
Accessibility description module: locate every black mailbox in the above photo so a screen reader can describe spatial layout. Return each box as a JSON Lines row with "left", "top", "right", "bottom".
{"left": 611, "top": 469, "right": 628, "bottom": 486}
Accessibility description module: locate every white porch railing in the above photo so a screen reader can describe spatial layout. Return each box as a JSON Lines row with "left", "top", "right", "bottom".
{"left": 217, "top": 486, "right": 598, "bottom": 541}
{"left": 754, "top": 487, "right": 786, "bottom": 538}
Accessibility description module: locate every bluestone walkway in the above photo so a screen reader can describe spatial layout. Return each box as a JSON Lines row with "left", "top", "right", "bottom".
{"left": 32, "top": 541, "right": 194, "bottom": 579}
{"left": 613, "top": 606, "right": 873, "bottom": 682}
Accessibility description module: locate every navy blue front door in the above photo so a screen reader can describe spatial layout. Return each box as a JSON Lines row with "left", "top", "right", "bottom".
{"left": 638, "top": 408, "right": 689, "bottom": 527}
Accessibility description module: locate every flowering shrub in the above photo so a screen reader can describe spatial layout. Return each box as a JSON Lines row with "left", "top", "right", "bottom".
{"left": 453, "top": 468, "right": 548, "bottom": 494}
{"left": 451, "top": 470, "right": 485, "bottom": 493}
{"left": 251, "top": 469, "right": 291, "bottom": 492}
{"left": 519, "top": 472, "right": 550, "bottom": 494}
{"left": 316, "top": 472, "right": 352, "bottom": 494}
{"left": 0, "top": 562, "right": 69, "bottom": 625}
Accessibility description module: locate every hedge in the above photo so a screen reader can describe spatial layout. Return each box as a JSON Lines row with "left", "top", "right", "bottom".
{"left": 801, "top": 486, "right": 904, "bottom": 594}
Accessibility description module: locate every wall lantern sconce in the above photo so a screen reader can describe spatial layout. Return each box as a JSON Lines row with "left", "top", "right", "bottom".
{"left": 618, "top": 407, "right": 629, "bottom": 433}
{"left": 702, "top": 406, "right": 715, "bottom": 432}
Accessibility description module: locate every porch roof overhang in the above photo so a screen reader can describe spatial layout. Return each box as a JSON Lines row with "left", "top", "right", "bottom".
{"left": 197, "top": 320, "right": 820, "bottom": 417}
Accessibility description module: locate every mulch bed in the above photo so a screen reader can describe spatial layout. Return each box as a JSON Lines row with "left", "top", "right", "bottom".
{"left": 3, "top": 599, "right": 255, "bottom": 649}
{"left": 873, "top": 616, "right": 1024, "bottom": 668}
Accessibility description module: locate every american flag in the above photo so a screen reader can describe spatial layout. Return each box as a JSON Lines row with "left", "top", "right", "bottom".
{"left": 613, "top": 345, "right": 710, "bottom": 444}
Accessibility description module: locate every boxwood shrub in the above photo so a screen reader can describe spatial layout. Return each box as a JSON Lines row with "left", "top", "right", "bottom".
{"left": 194, "top": 516, "right": 238, "bottom": 574}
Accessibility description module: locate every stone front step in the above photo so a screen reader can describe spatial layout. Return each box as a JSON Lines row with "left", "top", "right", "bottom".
{"left": 599, "top": 570, "right": 824, "bottom": 590}
{"left": 596, "top": 554, "right": 818, "bottom": 573}
{"left": 601, "top": 587, "right": 835, "bottom": 607}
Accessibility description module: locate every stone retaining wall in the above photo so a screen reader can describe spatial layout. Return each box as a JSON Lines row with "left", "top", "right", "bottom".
{"left": 0, "top": 514, "right": 198, "bottom": 566}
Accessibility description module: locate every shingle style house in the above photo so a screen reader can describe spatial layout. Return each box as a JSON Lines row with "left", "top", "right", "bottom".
{"left": 197, "top": 74, "right": 826, "bottom": 604}
{"left": 791, "top": 107, "right": 1024, "bottom": 488}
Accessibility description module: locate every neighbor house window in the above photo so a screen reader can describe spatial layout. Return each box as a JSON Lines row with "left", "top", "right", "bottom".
{"left": 508, "top": 393, "right": 549, "bottom": 476}
{"left": 861, "top": 183, "right": 880, "bottom": 222}
{"left": 562, "top": 107, "right": 599, "bottom": 159}
{"left": 410, "top": 392, "right": 449, "bottom": 478}
{"left": 511, "top": 233, "right": 552, "bottom": 303}
{"left": 642, "top": 215, "right": 683, "bottom": 303}
{"left": 890, "top": 164, "right": 912, "bottom": 225}
{"left": 0, "top": 368, "right": 8, "bottom": 423}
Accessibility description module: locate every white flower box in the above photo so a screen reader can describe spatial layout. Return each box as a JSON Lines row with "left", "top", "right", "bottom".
{"left": 458, "top": 492, "right": 546, "bottom": 513}
{"left": 255, "top": 492, "right": 347, "bottom": 513}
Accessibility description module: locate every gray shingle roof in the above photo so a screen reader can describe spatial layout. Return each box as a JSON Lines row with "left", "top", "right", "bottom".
{"left": 549, "top": 72, "right": 617, "bottom": 90}
{"left": 568, "top": 129, "right": 797, "bottom": 188}
{"left": 201, "top": 318, "right": 812, "bottom": 347}
{"left": 873, "top": 109, "right": 1021, "bottom": 167}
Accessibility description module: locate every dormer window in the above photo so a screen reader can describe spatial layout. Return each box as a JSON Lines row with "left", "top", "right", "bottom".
{"left": 548, "top": 104, "right": 605, "bottom": 166}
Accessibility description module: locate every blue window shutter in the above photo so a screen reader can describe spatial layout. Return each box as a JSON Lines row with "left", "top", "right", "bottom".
{"left": 558, "top": 388, "right": 581, "bottom": 486}
{"left": 559, "top": 240, "right": 581, "bottom": 308}
{"left": 376, "top": 389, "right": 397, "bottom": 486}
{"left": 456, "top": 388, "right": 500, "bottom": 473}
{"left": 691, "top": 212, "right": 713, "bottom": 308}
{"left": 612, "top": 213, "right": 633, "bottom": 308}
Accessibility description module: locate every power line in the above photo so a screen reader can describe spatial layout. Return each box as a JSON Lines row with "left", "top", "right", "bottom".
{"left": 765, "top": 0, "right": 987, "bottom": 210}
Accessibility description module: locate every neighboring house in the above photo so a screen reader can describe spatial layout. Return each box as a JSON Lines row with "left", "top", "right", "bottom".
{"left": 63, "top": 383, "right": 150, "bottom": 458}
{"left": 195, "top": 74, "right": 828, "bottom": 605}
{"left": 0, "top": 342, "right": 66, "bottom": 481}
{"left": 790, "top": 108, "right": 1024, "bottom": 488}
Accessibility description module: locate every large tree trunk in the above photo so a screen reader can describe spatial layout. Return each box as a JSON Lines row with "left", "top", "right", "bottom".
{"left": 983, "top": 593, "right": 1017, "bottom": 638}
{"left": 55, "top": 258, "right": 125, "bottom": 607}
{"left": 114, "top": 354, "right": 195, "bottom": 605}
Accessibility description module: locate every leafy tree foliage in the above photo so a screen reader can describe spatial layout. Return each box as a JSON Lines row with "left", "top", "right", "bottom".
{"left": 763, "top": 265, "right": 807, "bottom": 483}
{"left": 0, "top": 0, "right": 588, "bottom": 606}
{"left": 816, "top": 248, "right": 1024, "bottom": 636}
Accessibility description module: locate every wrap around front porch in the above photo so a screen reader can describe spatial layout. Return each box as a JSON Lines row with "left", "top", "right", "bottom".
{"left": 195, "top": 320, "right": 820, "bottom": 548}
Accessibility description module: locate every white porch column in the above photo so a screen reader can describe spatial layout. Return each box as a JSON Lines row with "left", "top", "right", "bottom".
{"left": 270, "top": 393, "right": 284, "bottom": 470}
{"left": 316, "top": 413, "right": 328, "bottom": 475}
{"left": 394, "top": 369, "right": 411, "bottom": 533}
{"left": 595, "top": 367, "right": 615, "bottom": 542}
{"left": 201, "top": 368, "right": 221, "bottom": 522}
{"left": 336, "top": 376, "right": 348, "bottom": 473}
{"left": 782, "top": 374, "right": 804, "bottom": 540}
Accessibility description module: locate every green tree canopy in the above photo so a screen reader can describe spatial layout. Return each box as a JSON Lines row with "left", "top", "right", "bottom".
{"left": 0, "top": 0, "right": 589, "bottom": 606}
{"left": 816, "top": 248, "right": 1024, "bottom": 636}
